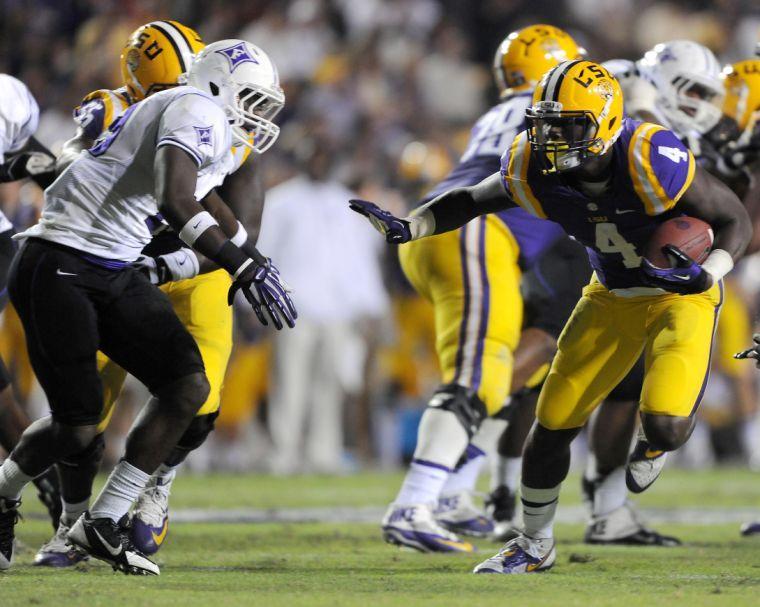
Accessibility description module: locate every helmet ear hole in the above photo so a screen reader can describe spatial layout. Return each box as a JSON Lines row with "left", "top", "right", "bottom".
{"left": 210, "top": 81, "right": 219, "bottom": 96}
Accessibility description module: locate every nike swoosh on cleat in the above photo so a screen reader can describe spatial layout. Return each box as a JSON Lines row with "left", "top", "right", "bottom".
{"left": 436, "top": 538, "right": 474, "bottom": 551}
{"left": 672, "top": 274, "right": 691, "bottom": 281}
{"left": 56, "top": 269, "right": 77, "bottom": 276}
{"left": 92, "top": 527, "right": 123, "bottom": 557}
{"left": 151, "top": 520, "right": 169, "bottom": 545}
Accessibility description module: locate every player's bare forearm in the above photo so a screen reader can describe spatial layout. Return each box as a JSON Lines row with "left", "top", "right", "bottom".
{"left": 155, "top": 146, "right": 250, "bottom": 274}
{"left": 57, "top": 129, "right": 93, "bottom": 174}
{"left": 417, "top": 172, "right": 515, "bottom": 236}
{"left": 201, "top": 189, "right": 241, "bottom": 237}
{"left": 679, "top": 166, "right": 752, "bottom": 263}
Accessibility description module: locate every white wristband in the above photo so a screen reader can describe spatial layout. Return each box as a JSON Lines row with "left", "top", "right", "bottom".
{"left": 161, "top": 248, "right": 200, "bottom": 281}
{"left": 233, "top": 258, "right": 254, "bottom": 280}
{"left": 407, "top": 208, "right": 436, "bottom": 240}
{"left": 178, "top": 211, "right": 218, "bottom": 246}
{"left": 702, "top": 248, "right": 734, "bottom": 282}
{"left": 231, "top": 221, "right": 248, "bottom": 247}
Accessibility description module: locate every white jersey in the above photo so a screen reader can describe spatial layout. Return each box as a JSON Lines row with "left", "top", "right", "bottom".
{"left": 603, "top": 59, "right": 704, "bottom": 154}
{"left": 20, "top": 86, "right": 234, "bottom": 261}
{"left": 0, "top": 74, "right": 40, "bottom": 233}
{"left": 0, "top": 74, "right": 39, "bottom": 161}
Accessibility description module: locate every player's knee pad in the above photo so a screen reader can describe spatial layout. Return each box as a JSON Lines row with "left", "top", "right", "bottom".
{"left": 177, "top": 412, "right": 219, "bottom": 452}
{"left": 641, "top": 413, "right": 694, "bottom": 452}
{"left": 429, "top": 383, "right": 487, "bottom": 439}
{"left": 59, "top": 433, "right": 105, "bottom": 469}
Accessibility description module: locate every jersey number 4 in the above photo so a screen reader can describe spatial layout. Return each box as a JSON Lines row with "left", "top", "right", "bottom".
{"left": 595, "top": 223, "right": 641, "bottom": 268}
{"left": 658, "top": 145, "right": 688, "bottom": 163}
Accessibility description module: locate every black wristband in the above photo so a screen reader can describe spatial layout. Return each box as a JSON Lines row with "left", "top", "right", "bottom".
{"left": 214, "top": 241, "right": 252, "bottom": 277}
{"left": 241, "top": 240, "right": 268, "bottom": 266}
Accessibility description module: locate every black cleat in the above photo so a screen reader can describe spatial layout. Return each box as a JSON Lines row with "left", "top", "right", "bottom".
{"left": 486, "top": 485, "right": 520, "bottom": 542}
{"left": 33, "top": 468, "right": 62, "bottom": 531}
{"left": 67, "top": 512, "right": 159, "bottom": 576}
{"left": 0, "top": 497, "right": 20, "bottom": 571}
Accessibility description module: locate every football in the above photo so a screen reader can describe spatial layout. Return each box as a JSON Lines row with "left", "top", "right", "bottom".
{"left": 643, "top": 216, "right": 714, "bottom": 268}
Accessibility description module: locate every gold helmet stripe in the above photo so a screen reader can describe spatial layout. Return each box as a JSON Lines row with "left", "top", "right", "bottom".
{"left": 148, "top": 21, "right": 194, "bottom": 73}
{"left": 541, "top": 59, "right": 583, "bottom": 102}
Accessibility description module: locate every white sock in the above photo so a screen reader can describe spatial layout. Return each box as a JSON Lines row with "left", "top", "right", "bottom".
{"left": 584, "top": 452, "right": 598, "bottom": 482}
{"left": 153, "top": 463, "right": 178, "bottom": 497}
{"left": 592, "top": 467, "right": 627, "bottom": 517}
{"left": 492, "top": 455, "right": 522, "bottom": 492}
{"left": 395, "top": 461, "right": 450, "bottom": 506}
{"left": 89, "top": 460, "right": 151, "bottom": 522}
{"left": 441, "top": 444, "right": 485, "bottom": 495}
{"left": 412, "top": 408, "right": 470, "bottom": 470}
{"left": 62, "top": 497, "right": 90, "bottom": 526}
{"left": 0, "top": 458, "right": 34, "bottom": 501}
{"left": 521, "top": 483, "right": 561, "bottom": 540}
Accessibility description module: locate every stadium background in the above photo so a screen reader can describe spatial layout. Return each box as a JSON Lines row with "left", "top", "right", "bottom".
{"left": 1, "top": 0, "right": 760, "bottom": 474}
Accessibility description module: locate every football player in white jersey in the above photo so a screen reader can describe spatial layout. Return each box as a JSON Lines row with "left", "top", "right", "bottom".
{"left": 34, "top": 21, "right": 267, "bottom": 568}
{"left": 0, "top": 73, "right": 64, "bottom": 528}
{"left": 0, "top": 39, "right": 296, "bottom": 576}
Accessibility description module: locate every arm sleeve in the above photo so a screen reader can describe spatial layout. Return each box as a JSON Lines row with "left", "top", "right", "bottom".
{"left": 629, "top": 124, "right": 695, "bottom": 215}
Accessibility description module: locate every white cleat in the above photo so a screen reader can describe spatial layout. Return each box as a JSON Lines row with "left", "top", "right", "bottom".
{"left": 585, "top": 504, "right": 681, "bottom": 546}
{"left": 382, "top": 503, "right": 475, "bottom": 553}
{"left": 435, "top": 491, "right": 494, "bottom": 538}
{"left": 626, "top": 440, "right": 668, "bottom": 493}
{"left": 473, "top": 533, "right": 555, "bottom": 574}
{"left": 130, "top": 482, "right": 170, "bottom": 556}
{"left": 34, "top": 520, "right": 88, "bottom": 567}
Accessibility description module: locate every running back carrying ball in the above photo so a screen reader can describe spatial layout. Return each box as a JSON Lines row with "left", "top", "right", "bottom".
{"left": 643, "top": 216, "right": 714, "bottom": 267}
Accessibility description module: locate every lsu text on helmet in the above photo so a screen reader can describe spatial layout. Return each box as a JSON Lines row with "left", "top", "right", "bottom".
{"left": 493, "top": 24, "right": 585, "bottom": 99}
{"left": 120, "top": 20, "right": 205, "bottom": 101}
{"left": 527, "top": 60, "right": 623, "bottom": 173}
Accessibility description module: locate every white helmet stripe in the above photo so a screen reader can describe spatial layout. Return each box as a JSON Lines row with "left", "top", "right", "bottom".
{"left": 149, "top": 21, "right": 195, "bottom": 73}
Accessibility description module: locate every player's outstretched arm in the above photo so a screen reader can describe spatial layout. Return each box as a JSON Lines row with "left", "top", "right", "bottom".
{"left": 349, "top": 172, "right": 515, "bottom": 243}
{"left": 0, "top": 136, "right": 56, "bottom": 189}
{"left": 154, "top": 145, "right": 296, "bottom": 329}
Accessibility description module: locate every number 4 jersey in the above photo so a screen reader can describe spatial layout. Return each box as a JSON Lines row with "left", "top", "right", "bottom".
{"left": 20, "top": 86, "right": 234, "bottom": 261}
{"left": 500, "top": 117, "right": 695, "bottom": 293}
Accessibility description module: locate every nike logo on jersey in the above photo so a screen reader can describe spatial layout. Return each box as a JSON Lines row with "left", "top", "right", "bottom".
{"left": 615, "top": 209, "right": 635, "bottom": 215}
{"left": 56, "top": 269, "right": 77, "bottom": 276}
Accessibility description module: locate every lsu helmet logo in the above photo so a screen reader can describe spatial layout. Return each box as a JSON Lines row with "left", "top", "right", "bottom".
{"left": 215, "top": 42, "right": 259, "bottom": 72}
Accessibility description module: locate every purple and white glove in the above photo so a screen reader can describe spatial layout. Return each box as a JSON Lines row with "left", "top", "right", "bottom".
{"left": 228, "top": 259, "right": 297, "bottom": 330}
{"left": 349, "top": 199, "right": 412, "bottom": 244}
{"left": 640, "top": 245, "right": 710, "bottom": 295}
{"left": 735, "top": 333, "right": 760, "bottom": 368}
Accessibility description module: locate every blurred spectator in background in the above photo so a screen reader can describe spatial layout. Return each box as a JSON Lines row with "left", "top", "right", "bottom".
{"left": 2, "top": 0, "right": 760, "bottom": 471}
{"left": 256, "top": 136, "right": 390, "bottom": 474}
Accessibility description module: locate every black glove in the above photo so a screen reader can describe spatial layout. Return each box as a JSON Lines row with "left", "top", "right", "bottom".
{"left": 228, "top": 259, "right": 297, "bottom": 330}
{"left": 0, "top": 152, "right": 55, "bottom": 184}
{"left": 735, "top": 333, "right": 760, "bottom": 368}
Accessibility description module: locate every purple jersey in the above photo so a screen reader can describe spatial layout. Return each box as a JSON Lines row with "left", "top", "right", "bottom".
{"left": 500, "top": 117, "right": 696, "bottom": 290}
{"left": 421, "top": 93, "right": 564, "bottom": 268}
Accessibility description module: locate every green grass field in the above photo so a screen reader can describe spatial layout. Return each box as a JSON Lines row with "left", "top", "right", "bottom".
{"left": 3, "top": 469, "right": 760, "bottom": 606}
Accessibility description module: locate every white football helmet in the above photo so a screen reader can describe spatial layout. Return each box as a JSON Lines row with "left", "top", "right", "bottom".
{"left": 187, "top": 39, "right": 284, "bottom": 154}
{"left": 639, "top": 40, "right": 724, "bottom": 136}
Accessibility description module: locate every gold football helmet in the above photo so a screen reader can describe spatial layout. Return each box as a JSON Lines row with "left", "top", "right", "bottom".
{"left": 120, "top": 20, "right": 205, "bottom": 101}
{"left": 527, "top": 60, "right": 624, "bottom": 173}
{"left": 721, "top": 59, "right": 760, "bottom": 133}
{"left": 493, "top": 24, "right": 585, "bottom": 99}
